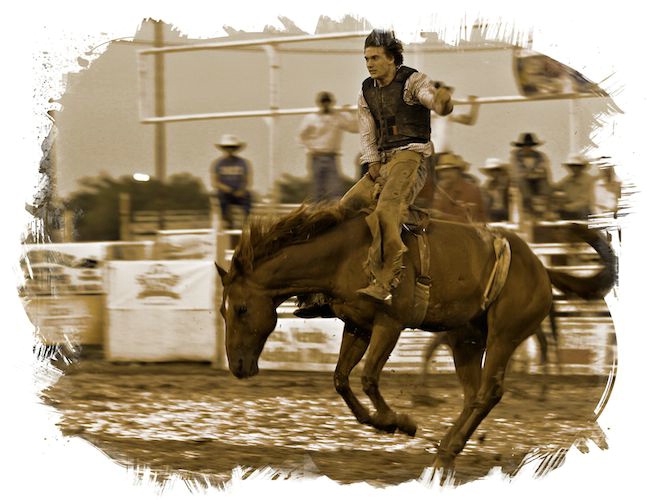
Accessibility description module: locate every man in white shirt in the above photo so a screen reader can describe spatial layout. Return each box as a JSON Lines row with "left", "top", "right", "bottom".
{"left": 298, "top": 91, "right": 358, "bottom": 202}
{"left": 339, "top": 29, "right": 453, "bottom": 304}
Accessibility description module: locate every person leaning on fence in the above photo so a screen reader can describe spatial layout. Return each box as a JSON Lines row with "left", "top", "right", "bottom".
{"left": 430, "top": 153, "right": 487, "bottom": 223}
{"left": 553, "top": 154, "right": 595, "bottom": 220}
{"left": 298, "top": 91, "right": 358, "bottom": 202}
{"left": 593, "top": 161, "right": 621, "bottom": 217}
{"left": 415, "top": 93, "right": 481, "bottom": 208}
{"left": 510, "top": 132, "right": 553, "bottom": 220}
{"left": 479, "top": 157, "right": 512, "bottom": 222}
{"left": 337, "top": 28, "right": 454, "bottom": 304}
{"left": 210, "top": 134, "right": 252, "bottom": 228}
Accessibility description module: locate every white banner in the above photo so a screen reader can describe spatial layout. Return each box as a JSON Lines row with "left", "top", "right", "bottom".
{"left": 106, "top": 260, "right": 214, "bottom": 310}
{"left": 22, "top": 295, "right": 104, "bottom": 345}
{"left": 105, "top": 260, "right": 215, "bottom": 362}
{"left": 21, "top": 242, "right": 107, "bottom": 296}
{"left": 155, "top": 230, "right": 214, "bottom": 260}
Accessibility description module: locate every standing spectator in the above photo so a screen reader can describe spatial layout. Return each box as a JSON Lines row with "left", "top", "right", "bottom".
{"left": 430, "top": 94, "right": 480, "bottom": 157}
{"left": 553, "top": 154, "right": 595, "bottom": 220}
{"left": 479, "top": 157, "right": 511, "bottom": 222}
{"left": 431, "top": 153, "right": 487, "bottom": 222}
{"left": 510, "top": 132, "right": 552, "bottom": 219}
{"left": 416, "top": 93, "right": 480, "bottom": 207}
{"left": 210, "top": 134, "right": 252, "bottom": 228}
{"left": 298, "top": 91, "right": 358, "bottom": 202}
{"left": 593, "top": 162, "right": 621, "bottom": 216}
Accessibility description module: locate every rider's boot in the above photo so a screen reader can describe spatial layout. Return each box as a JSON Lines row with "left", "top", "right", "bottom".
{"left": 293, "top": 293, "right": 336, "bottom": 318}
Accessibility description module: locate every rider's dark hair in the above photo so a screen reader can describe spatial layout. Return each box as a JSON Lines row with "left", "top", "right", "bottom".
{"left": 364, "top": 29, "right": 404, "bottom": 66}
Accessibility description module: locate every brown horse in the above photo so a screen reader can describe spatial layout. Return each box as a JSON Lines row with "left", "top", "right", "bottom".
{"left": 216, "top": 205, "right": 616, "bottom": 469}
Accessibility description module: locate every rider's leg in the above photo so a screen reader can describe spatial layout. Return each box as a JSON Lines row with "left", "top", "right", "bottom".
{"left": 295, "top": 168, "right": 377, "bottom": 318}
{"left": 359, "top": 151, "right": 426, "bottom": 303}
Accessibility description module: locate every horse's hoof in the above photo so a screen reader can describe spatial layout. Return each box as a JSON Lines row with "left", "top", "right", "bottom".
{"left": 433, "top": 452, "right": 456, "bottom": 471}
{"left": 370, "top": 412, "right": 398, "bottom": 433}
{"left": 396, "top": 413, "right": 417, "bottom": 436}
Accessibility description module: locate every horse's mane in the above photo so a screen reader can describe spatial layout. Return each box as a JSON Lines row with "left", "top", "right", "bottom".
{"left": 230, "top": 203, "right": 347, "bottom": 277}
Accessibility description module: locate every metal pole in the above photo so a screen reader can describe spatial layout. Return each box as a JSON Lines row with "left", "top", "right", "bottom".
{"left": 119, "top": 192, "right": 131, "bottom": 241}
{"left": 139, "top": 92, "right": 605, "bottom": 124}
{"left": 569, "top": 98, "right": 578, "bottom": 154}
{"left": 140, "top": 31, "right": 370, "bottom": 55}
{"left": 264, "top": 45, "right": 279, "bottom": 205}
{"left": 211, "top": 196, "right": 227, "bottom": 370}
{"left": 153, "top": 20, "right": 167, "bottom": 181}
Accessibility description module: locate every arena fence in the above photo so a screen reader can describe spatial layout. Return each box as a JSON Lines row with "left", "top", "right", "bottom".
{"left": 21, "top": 203, "right": 617, "bottom": 376}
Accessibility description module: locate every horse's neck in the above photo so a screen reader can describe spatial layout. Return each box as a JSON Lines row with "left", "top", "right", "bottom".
{"left": 252, "top": 219, "right": 357, "bottom": 297}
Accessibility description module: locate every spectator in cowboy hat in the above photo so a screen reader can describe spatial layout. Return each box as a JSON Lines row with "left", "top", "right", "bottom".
{"left": 210, "top": 134, "right": 252, "bottom": 228}
{"left": 479, "top": 157, "right": 512, "bottom": 222}
{"left": 553, "top": 153, "right": 595, "bottom": 220}
{"left": 431, "top": 153, "right": 486, "bottom": 222}
{"left": 510, "top": 132, "right": 553, "bottom": 219}
{"left": 593, "top": 160, "right": 621, "bottom": 216}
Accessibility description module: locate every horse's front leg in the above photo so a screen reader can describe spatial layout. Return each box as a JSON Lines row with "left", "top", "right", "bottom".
{"left": 334, "top": 324, "right": 371, "bottom": 425}
{"left": 361, "top": 313, "right": 417, "bottom": 436}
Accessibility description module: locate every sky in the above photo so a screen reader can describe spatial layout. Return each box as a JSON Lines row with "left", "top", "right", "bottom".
{"left": 2, "top": 1, "right": 646, "bottom": 499}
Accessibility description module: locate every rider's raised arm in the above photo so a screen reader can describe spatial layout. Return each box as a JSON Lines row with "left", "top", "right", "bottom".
{"left": 406, "top": 72, "right": 454, "bottom": 116}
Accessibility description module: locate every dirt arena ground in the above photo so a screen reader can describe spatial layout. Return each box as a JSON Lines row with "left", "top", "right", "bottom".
{"left": 41, "top": 356, "right": 612, "bottom": 488}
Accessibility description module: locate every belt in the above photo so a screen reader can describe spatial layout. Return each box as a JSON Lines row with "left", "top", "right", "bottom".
{"left": 310, "top": 152, "right": 338, "bottom": 157}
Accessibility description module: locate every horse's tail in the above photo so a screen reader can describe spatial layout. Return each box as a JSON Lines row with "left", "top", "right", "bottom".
{"left": 546, "top": 224, "right": 617, "bottom": 300}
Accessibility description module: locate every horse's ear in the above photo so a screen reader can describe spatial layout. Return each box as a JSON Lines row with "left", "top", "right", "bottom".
{"left": 215, "top": 262, "right": 228, "bottom": 282}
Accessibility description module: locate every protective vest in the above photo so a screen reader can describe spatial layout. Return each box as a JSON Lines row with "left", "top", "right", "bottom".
{"left": 362, "top": 65, "right": 431, "bottom": 151}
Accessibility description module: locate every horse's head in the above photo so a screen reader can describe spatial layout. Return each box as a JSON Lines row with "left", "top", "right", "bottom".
{"left": 216, "top": 263, "right": 278, "bottom": 379}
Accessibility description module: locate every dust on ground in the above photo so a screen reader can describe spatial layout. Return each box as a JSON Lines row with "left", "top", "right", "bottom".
{"left": 41, "top": 357, "right": 611, "bottom": 487}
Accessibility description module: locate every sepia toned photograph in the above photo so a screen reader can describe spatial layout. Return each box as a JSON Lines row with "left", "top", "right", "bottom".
{"left": 6, "top": 2, "right": 645, "bottom": 498}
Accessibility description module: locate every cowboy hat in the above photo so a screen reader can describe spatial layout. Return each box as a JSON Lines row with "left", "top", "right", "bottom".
{"left": 563, "top": 153, "right": 590, "bottom": 168}
{"left": 479, "top": 157, "right": 509, "bottom": 172}
{"left": 215, "top": 134, "right": 246, "bottom": 149}
{"left": 512, "top": 132, "right": 544, "bottom": 147}
{"left": 435, "top": 152, "right": 469, "bottom": 171}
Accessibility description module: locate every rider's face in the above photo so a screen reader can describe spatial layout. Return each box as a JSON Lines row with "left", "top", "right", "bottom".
{"left": 364, "top": 46, "right": 396, "bottom": 84}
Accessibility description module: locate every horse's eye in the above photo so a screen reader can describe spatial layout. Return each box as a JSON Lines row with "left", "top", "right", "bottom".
{"left": 236, "top": 305, "right": 247, "bottom": 315}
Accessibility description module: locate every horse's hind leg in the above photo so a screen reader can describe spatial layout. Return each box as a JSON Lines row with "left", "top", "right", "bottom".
{"left": 435, "top": 326, "right": 526, "bottom": 468}
{"left": 534, "top": 326, "right": 549, "bottom": 401}
{"left": 334, "top": 324, "right": 371, "bottom": 425}
{"left": 419, "top": 332, "right": 448, "bottom": 385}
{"left": 361, "top": 314, "right": 417, "bottom": 436}
{"left": 437, "top": 324, "right": 486, "bottom": 449}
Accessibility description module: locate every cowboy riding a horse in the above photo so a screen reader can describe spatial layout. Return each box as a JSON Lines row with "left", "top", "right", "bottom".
{"left": 216, "top": 29, "right": 617, "bottom": 470}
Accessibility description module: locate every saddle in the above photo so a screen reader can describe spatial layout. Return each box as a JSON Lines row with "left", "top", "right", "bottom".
{"left": 405, "top": 215, "right": 512, "bottom": 327}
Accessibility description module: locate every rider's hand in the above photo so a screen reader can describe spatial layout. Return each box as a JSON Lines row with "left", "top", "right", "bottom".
{"left": 433, "top": 86, "right": 454, "bottom": 116}
{"left": 367, "top": 161, "right": 381, "bottom": 181}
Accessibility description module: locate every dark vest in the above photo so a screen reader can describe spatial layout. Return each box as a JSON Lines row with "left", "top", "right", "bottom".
{"left": 362, "top": 65, "right": 431, "bottom": 151}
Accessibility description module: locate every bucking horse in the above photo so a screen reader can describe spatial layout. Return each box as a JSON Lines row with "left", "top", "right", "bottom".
{"left": 216, "top": 204, "right": 616, "bottom": 470}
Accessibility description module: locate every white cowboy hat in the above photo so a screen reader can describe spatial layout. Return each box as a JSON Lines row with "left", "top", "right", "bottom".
{"left": 435, "top": 152, "right": 469, "bottom": 171}
{"left": 215, "top": 134, "right": 246, "bottom": 149}
{"left": 479, "top": 157, "right": 509, "bottom": 172}
{"left": 563, "top": 153, "right": 590, "bottom": 168}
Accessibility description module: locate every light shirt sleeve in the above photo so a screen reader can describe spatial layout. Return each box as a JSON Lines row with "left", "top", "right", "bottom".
{"left": 403, "top": 71, "right": 438, "bottom": 109}
{"left": 358, "top": 90, "right": 380, "bottom": 164}
{"left": 337, "top": 110, "right": 359, "bottom": 133}
{"left": 297, "top": 114, "right": 315, "bottom": 146}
